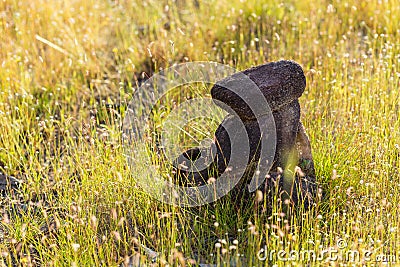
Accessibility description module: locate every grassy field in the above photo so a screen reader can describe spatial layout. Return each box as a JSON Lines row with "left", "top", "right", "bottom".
{"left": 1, "top": 0, "right": 399, "bottom": 265}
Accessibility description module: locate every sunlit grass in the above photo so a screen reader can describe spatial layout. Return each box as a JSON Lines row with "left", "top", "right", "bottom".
{"left": 1, "top": 0, "right": 399, "bottom": 265}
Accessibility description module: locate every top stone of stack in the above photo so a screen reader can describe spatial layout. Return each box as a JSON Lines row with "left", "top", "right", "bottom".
{"left": 211, "top": 60, "right": 306, "bottom": 120}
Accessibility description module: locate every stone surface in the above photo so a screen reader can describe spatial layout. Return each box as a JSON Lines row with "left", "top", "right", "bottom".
{"left": 174, "top": 60, "right": 317, "bottom": 208}
{"left": 211, "top": 60, "right": 306, "bottom": 120}
{"left": 0, "top": 174, "right": 21, "bottom": 198}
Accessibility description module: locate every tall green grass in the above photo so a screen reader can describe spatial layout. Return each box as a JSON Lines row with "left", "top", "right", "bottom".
{"left": 1, "top": 0, "right": 399, "bottom": 265}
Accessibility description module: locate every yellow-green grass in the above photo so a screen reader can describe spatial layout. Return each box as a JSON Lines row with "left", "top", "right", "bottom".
{"left": 1, "top": 0, "right": 399, "bottom": 265}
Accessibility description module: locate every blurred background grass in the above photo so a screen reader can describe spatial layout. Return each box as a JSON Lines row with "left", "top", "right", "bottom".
{"left": 0, "top": 0, "right": 399, "bottom": 265}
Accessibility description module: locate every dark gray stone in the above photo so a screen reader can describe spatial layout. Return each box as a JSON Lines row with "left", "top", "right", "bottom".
{"left": 0, "top": 174, "right": 21, "bottom": 198}
{"left": 174, "top": 60, "right": 317, "bottom": 208}
{"left": 211, "top": 60, "right": 306, "bottom": 120}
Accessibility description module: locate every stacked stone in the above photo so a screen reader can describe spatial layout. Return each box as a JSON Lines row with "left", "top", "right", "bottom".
{"left": 174, "top": 60, "right": 317, "bottom": 209}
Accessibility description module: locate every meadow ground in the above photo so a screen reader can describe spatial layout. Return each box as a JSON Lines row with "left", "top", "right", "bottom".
{"left": 0, "top": 0, "right": 399, "bottom": 266}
